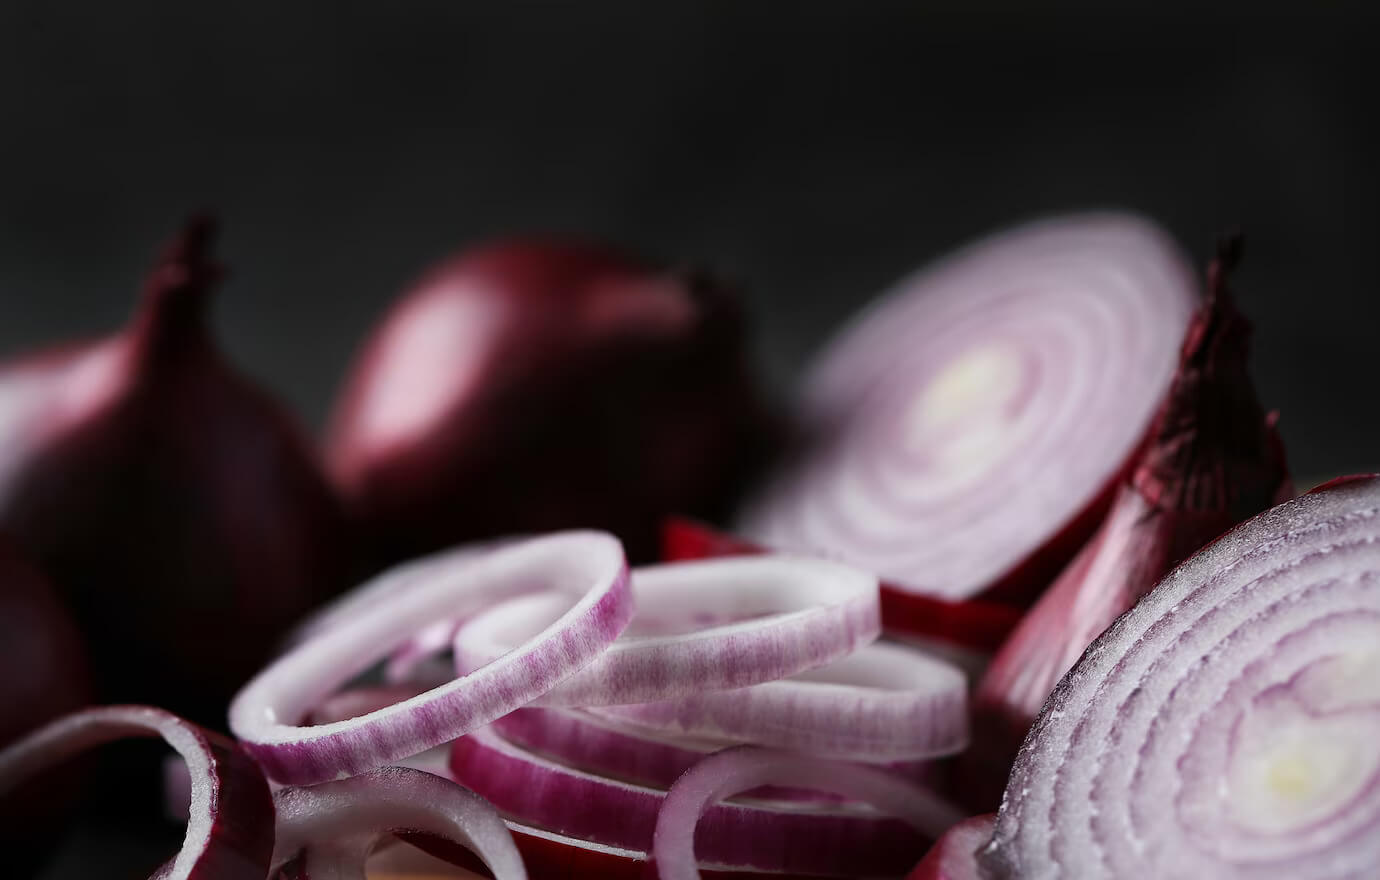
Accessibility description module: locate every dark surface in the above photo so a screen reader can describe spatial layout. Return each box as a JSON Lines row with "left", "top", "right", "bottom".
{"left": 2, "top": 3, "right": 1377, "bottom": 876}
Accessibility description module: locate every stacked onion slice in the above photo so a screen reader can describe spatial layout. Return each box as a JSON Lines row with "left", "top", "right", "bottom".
{"left": 738, "top": 214, "right": 1199, "bottom": 614}
{"left": 981, "top": 476, "right": 1380, "bottom": 879}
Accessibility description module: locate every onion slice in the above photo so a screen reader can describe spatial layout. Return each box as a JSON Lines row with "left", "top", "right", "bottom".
{"left": 660, "top": 516, "right": 1024, "bottom": 653}
{"left": 905, "top": 815, "right": 996, "bottom": 880}
{"left": 652, "top": 746, "right": 965, "bottom": 880}
{"left": 737, "top": 213, "right": 1198, "bottom": 603}
{"left": 271, "top": 766, "right": 525, "bottom": 880}
{"left": 453, "top": 555, "right": 880, "bottom": 706}
{"left": 0, "top": 705, "right": 273, "bottom": 880}
{"left": 492, "top": 706, "right": 935, "bottom": 799}
{"left": 593, "top": 641, "right": 968, "bottom": 761}
{"left": 982, "top": 475, "right": 1380, "bottom": 879}
{"left": 449, "top": 727, "right": 929, "bottom": 876}
{"left": 229, "top": 531, "right": 632, "bottom": 785}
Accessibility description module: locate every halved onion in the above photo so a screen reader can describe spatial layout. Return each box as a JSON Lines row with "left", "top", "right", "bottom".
{"left": 229, "top": 531, "right": 631, "bottom": 785}
{"left": 982, "top": 476, "right": 1380, "bottom": 878}
{"left": 737, "top": 214, "right": 1198, "bottom": 605}
{"left": 452, "top": 555, "right": 880, "bottom": 707}
{"left": 652, "top": 746, "right": 965, "bottom": 880}
{"left": 0, "top": 706, "right": 273, "bottom": 880}
{"left": 270, "top": 766, "right": 524, "bottom": 880}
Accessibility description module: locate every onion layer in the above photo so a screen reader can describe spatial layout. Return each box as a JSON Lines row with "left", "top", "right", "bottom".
{"left": 0, "top": 706, "right": 273, "bottom": 880}
{"left": 271, "top": 766, "right": 524, "bottom": 880}
{"left": 737, "top": 213, "right": 1198, "bottom": 603}
{"left": 453, "top": 555, "right": 880, "bottom": 707}
{"left": 594, "top": 641, "right": 968, "bottom": 761}
{"left": 982, "top": 476, "right": 1380, "bottom": 879}
{"left": 652, "top": 746, "right": 965, "bottom": 880}
{"left": 229, "top": 531, "right": 631, "bottom": 785}
{"left": 448, "top": 727, "right": 928, "bottom": 876}
{"left": 906, "top": 815, "right": 995, "bottom": 880}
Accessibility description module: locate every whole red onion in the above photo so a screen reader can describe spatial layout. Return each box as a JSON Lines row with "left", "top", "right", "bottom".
{"left": 326, "top": 239, "right": 774, "bottom": 565}
{"left": 0, "top": 218, "right": 351, "bottom": 724}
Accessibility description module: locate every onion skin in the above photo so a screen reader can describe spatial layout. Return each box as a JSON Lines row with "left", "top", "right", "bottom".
{"left": 0, "top": 218, "right": 351, "bottom": 724}
{"left": 0, "top": 538, "right": 91, "bottom": 875}
{"left": 905, "top": 815, "right": 995, "bottom": 880}
{"left": 660, "top": 516, "right": 1024, "bottom": 653}
{"left": 326, "top": 239, "right": 774, "bottom": 567}
{"left": 963, "top": 236, "right": 1293, "bottom": 811}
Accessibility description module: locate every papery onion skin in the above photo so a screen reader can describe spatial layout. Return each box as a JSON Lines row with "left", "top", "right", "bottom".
{"left": 659, "top": 516, "right": 1024, "bottom": 653}
{"left": 981, "top": 476, "right": 1380, "bottom": 879}
{"left": 905, "top": 815, "right": 995, "bottom": 880}
{"left": 326, "top": 239, "right": 776, "bottom": 568}
{"left": 963, "top": 236, "right": 1293, "bottom": 810}
{"left": 0, "top": 706, "right": 274, "bottom": 880}
{"left": 0, "top": 218, "right": 351, "bottom": 725}
{"left": 737, "top": 214, "right": 1199, "bottom": 605}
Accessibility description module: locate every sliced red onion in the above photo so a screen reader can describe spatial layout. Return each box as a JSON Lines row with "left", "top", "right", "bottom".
{"left": 653, "top": 745, "right": 965, "bottom": 880}
{"left": 229, "top": 531, "right": 632, "bottom": 785}
{"left": 0, "top": 706, "right": 273, "bottom": 880}
{"left": 906, "top": 815, "right": 995, "bottom": 880}
{"left": 982, "top": 476, "right": 1380, "bottom": 879}
{"left": 453, "top": 555, "right": 880, "bottom": 707}
{"left": 659, "top": 516, "right": 1024, "bottom": 655}
{"left": 449, "top": 726, "right": 928, "bottom": 876}
{"left": 737, "top": 214, "right": 1198, "bottom": 603}
{"left": 492, "top": 706, "right": 935, "bottom": 799}
{"left": 271, "top": 766, "right": 524, "bottom": 880}
{"left": 593, "top": 641, "right": 968, "bottom": 761}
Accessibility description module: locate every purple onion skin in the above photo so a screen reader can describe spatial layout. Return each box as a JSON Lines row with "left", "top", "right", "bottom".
{"left": 0, "top": 539, "right": 90, "bottom": 875}
{"left": 327, "top": 239, "right": 776, "bottom": 567}
{"left": 0, "top": 218, "right": 353, "bottom": 725}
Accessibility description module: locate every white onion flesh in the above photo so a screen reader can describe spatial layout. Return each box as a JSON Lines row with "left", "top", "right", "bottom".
{"left": 738, "top": 213, "right": 1198, "bottom": 600}
{"left": 983, "top": 477, "right": 1380, "bottom": 879}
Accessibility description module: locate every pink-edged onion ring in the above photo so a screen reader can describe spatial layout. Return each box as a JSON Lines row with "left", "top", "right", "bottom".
{"left": 593, "top": 641, "right": 968, "bottom": 761}
{"left": 492, "top": 706, "right": 935, "bottom": 800}
{"left": 449, "top": 726, "right": 929, "bottom": 876}
{"left": 270, "top": 766, "right": 524, "bottom": 880}
{"left": 453, "top": 555, "right": 880, "bottom": 707}
{"left": 983, "top": 476, "right": 1380, "bottom": 878}
{"left": 0, "top": 706, "right": 273, "bottom": 880}
{"left": 906, "top": 815, "right": 995, "bottom": 880}
{"left": 229, "top": 531, "right": 632, "bottom": 785}
{"left": 652, "top": 745, "right": 964, "bottom": 880}
{"left": 738, "top": 213, "right": 1198, "bottom": 603}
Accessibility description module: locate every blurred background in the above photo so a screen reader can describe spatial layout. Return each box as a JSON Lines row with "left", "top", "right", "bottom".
{"left": 2, "top": 3, "right": 1378, "bottom": 875}
{"left": 2, "top": 2, "right": 1377, "bottom": 480}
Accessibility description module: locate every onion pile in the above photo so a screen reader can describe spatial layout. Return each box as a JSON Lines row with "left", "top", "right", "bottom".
{"left": 735, "top": 214, "right": 1199, "bottom": 638}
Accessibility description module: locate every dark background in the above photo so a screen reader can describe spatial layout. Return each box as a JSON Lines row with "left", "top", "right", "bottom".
{"left": 2, "top": 3, "right": 1377, "bottom": 874}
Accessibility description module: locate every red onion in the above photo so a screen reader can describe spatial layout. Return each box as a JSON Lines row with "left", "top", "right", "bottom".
{"left": 593, "top": 641, "right": 968, "bottom": 761}
{"left": 270, "top": 766, "right": 524, "bottom": 880}
{"left": 964, "top": 236, "right": 1293, "bottom": 808}
{"left": 0, "top": 218, "right": 350, "bottom": 722}
{"left": 0, "top": 706, "right": 273, "bottom": 879}
{"left": 660, "top": 516, "right": 1025, "bottom": 654}
{"left": 452, "top": 555, "right": 881, "bottom": 707}
{"left": 448, "top": 727, "right": 929, "bottom": 877}
{"left": 736, "top": 214, "right": 1198, "bottom": 611}
{"left": 652, "top": 746, "right": 964, "bottom": 880}
{"left": 981, "top": 476, "right": 1380, "bottom": 878}
{"left": 326, "top": 239, "right": 774, "bottom": 567}
{"left": 905, "top": 815, "right": 995, "bottom": 880}
{"left": 230, "top": 531, "right": 632, "bottom": 785}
